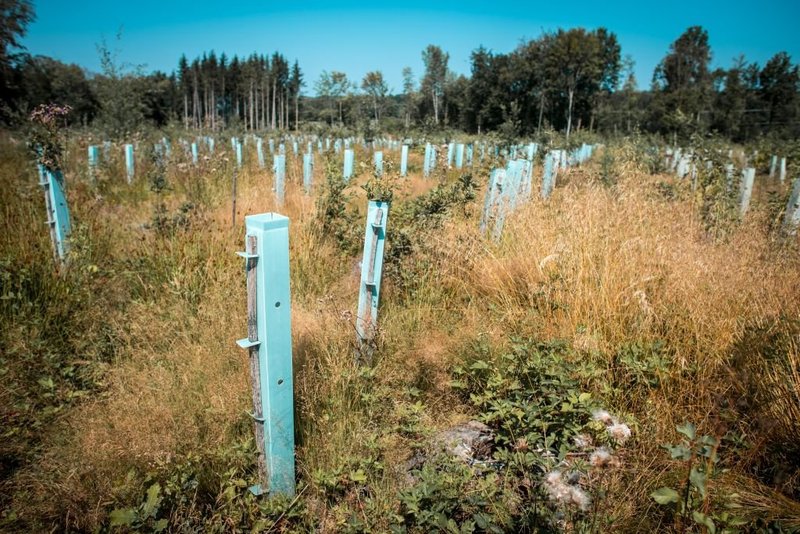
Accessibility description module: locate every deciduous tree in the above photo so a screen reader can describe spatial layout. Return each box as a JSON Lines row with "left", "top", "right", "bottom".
{"left": 361, "top": 70, "right": 387, "bottom": 121}
{"left": 421, "top": 45, "right": 448, "bottom": 125}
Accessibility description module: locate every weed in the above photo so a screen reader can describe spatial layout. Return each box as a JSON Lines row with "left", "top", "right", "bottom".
{"left": 650, "top": 422, "right": 747, "bottom": 533}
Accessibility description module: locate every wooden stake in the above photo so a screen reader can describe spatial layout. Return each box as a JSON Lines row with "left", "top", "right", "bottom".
{"left": 246, "top": 235, "right": 268, "bottom": 487}
{"left": 231, "top": 167, "right": 238, "bottom": 229}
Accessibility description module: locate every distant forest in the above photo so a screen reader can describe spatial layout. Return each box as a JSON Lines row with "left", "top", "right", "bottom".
{"left": 1, "top": 1, "right": 798, "bottom": 141}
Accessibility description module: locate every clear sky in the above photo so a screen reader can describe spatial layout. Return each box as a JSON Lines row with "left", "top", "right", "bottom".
{"left": 20, "top": 0, "right": 800, "bottom": 93}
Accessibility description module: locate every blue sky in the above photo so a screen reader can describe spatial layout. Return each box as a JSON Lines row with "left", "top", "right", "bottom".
{"left": 20, "top": 0, "right": 800, "bottom": 93}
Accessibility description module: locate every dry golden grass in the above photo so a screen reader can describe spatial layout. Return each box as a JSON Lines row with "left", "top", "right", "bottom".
{"left": 396, "top": 154, "right": 800, "bottom": 527}
{"left": 451, "top": 171, "right": 798, "bottom": 359}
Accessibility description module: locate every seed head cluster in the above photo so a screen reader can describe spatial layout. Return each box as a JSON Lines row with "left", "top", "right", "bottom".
{"left": 607, "top": 422, "right": 632, "bottom": 444}
{"left": 572, "top": 433, "right": 593, "bottom": 450}
{"left": 543, "top": 470, "right": 591, "bottom": 511}
{"left": 592, "top": 409, "right": 632, "bottom": 445}
{"left": 589, "top": 447, "right": 619, "bottom": 468}
{"left": 543, "top": 408, "right": 632, "bottom": 511}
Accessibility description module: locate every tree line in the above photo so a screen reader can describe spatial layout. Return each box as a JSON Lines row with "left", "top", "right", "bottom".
{"left": 1, "top": 1, "right": 797, "bottom": 141}
{"left": 176, "top": 52, "right": 303, "bottom": 132}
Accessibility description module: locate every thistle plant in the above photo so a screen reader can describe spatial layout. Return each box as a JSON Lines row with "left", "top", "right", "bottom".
{"left": 28, "top": 103, "right": 72, "bottom": 172}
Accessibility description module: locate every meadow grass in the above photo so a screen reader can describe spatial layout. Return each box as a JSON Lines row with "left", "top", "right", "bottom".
{"left": 1, "top": 133, "right": 798, "bottom": 532}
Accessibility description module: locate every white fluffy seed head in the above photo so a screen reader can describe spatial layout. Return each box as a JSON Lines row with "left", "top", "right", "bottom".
{"left": 573, "top": 434, "right": 593, "bottom": 450}
{"left": 592, "top": 409, "right": 614, "bottom": 425}
{"left": 545, "top": 470, "right": 562, "bottom": 485}
{"left": 569, "top": 486, "right": 591, "bottom": 511}
{"left": 544, "top": 470, "right": 591, "bottom": 511}
{"left": 589, "top": 447, "right": 614, "bottom": 468}
{"left": 608, "top": 423, "right": 632, "bottom": 444}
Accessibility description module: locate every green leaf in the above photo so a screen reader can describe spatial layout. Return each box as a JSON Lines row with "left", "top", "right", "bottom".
{"left": 666, "top": 444, "right": 692, "bottom": 460}
{"left": 699, "top": 445, "right": 719, "bottom": 461}
{"left": 700, "top": 435, "right": 719, "bottom": 446}
{"left": 222, "top": 485, "right": 236, "bottom": 502}
{"left": 473, "top": 513, "right": 490, "bottom": 529}
{"left": 37, "top": 377, "right": 54, "bottom": 390}
{"left": 349, "top": 470, "right": 367, "bottom": 483}
{"left": 690, "top": 466, "right": 707, "bottom": 498}
{"left": 677, "top": 421, "right": 696, "bottom": 440}
{"left": 142, "top": 482, "right": 162, "bottom": 518}
{"left": 651, "top": 487, "right": 680, "bottom": 505}
{"left": 578, "top": 392, "right": 592, "bottom": 403}
{"left": 469, "top": 360, "right": 489, "bottom": 370}
{"left": 692, "top": 510, "right": 716, "bottom": 533}
{"left": 153, "top": 518, "right": 169, "bottom": 532}
{"left": 109, "top": 508, "right": 137, "bottom": 526}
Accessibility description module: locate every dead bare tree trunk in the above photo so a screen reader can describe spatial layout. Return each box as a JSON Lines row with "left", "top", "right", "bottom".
{"left": 192, "top": 74, "right": 200, "bottom": 129}
{"left": 231, "top": 167, "right": 238, "bottom": 228}
{"left": 294, "top": 93, "right": 299, "bottom": 132}
{"left": 249, "top": 81, "right": 255, "bottom": 132}
{"left": 284, "top": 89, "right": 289, "bottom": 130}
{"left": 271, "top": 80, "right": 277, "bottom": 130}
{"left": 537, "top": 92, "right": 545, "bottom": 135}
{"left": 565, "top": 87, "right": 574, "bottom": 140}
{"left": 211, "top": 88, "right": 216, "bottom": 131}
{"left": 261, "top": 81, "right": 266, "bottom": 129}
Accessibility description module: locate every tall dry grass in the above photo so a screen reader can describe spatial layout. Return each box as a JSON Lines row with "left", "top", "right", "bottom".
{"left": 429, "top": 151, "right": 800, "bottom": 526}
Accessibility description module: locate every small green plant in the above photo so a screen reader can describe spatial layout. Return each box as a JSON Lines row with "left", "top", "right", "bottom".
{"left": 612, "top": 340, "right": 672, "bottom": 399}
{"left": 310, "top": 435, "right": 385, "bottom": 509}
{"left": 105, "top": 436, "right": 309, "bottom": 531}
{"left": 392, "top": 459, "right": 512, "bottom": 533}
{"left": 452, "top": 339, "right": 599, "bottom": 464}
{"left": 600, "top": 145, "right": 617, "bottom": 187}
{"left": 148, "top": 149, "right": 169, "bottom": 195}
{"left": 311, "top": 465, "right": 372, "bottom": 505}
{"left": 109, "top": 483, "right": 168, "bottom": 532}
{"left": 382, "top": 173, "right": 476, "bottom": 297}
{"left": 690, "top": 134, "right": 740, "bottom": 237}
{"left": 144, "top": 146, "right": 198, "bottom": 236}
{"left": 362, "top": 158, "right": 398, "bottom": 203}
{"left": 386, "top": 337, "right": 637, "bottom": 532}
{"left": 394, "top": 399, "right": 427, "bottom": 437}
{"left": 315, "top": 154, "right": 360, "bottom": 253}
{"left": 147, "top": 146, "right": 169, "bottom": 234}
{"left": 651, "top": 422, "right": 745, "bottom": 533}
